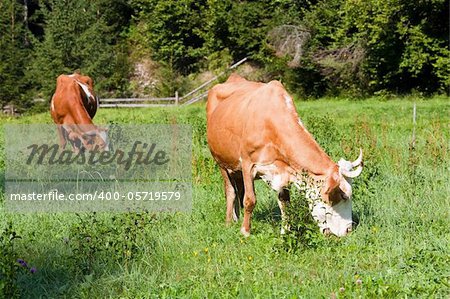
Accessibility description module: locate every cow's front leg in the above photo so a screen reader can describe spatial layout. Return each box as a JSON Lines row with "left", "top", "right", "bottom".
{"left": 278, "top": 188, "right": 290, "bottom": 234}
{"left": 241, "top": 164, "right": 256, "bottom": 237}
{"left": 57, "top": 125, "right": 67, "bottom": 150}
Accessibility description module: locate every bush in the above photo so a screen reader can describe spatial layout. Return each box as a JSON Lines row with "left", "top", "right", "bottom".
{"left": 0, "top": 221, "right": 20, "bottom": 298}
{"left": 280, "top": 182, "right": 323, "bottom": 252}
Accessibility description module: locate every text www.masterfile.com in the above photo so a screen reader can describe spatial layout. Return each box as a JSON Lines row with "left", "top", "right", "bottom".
{"left": 9, "top": 190, "right": 182, "bottom": 201}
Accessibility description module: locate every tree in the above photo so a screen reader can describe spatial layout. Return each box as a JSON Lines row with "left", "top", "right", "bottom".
{"left": 29, "top": 0, "right": 131, "bottom": 97}
{"left": 130, "top": 0, "right": 207, "bottom": 74}
{"left": 296, "top": 0, "right": 450, "bottom": 95}
{"left": 0, "top": 0, "right": 33, "bottom": 107}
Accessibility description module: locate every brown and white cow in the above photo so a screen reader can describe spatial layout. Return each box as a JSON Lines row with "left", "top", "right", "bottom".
{"left": 206, "top": 74, "right": 363, "bottom": 237}
{"left": 50, "top": 72, "right": 109, "bottom": 152}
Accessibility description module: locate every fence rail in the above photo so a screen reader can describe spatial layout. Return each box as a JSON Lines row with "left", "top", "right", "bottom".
{"left": 101, "top": 97, "right": 176, "bottom": 102}
{"left": 99, "top": 57, "right": 247, "bottom": 108}
{"left": 100, "top": 103, "right": 170, "bottom": 108}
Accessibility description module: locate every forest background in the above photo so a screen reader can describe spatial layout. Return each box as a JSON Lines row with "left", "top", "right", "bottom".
{"left": 0, "top": 0, "right": 449, "bottom": 110}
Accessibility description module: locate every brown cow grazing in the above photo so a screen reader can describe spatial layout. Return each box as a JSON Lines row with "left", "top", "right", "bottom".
{"left": 206, "top": 74, "right": 363, "bottom": 237}
{"left": 50, "top": 73, "right": 109, "bottom": 152}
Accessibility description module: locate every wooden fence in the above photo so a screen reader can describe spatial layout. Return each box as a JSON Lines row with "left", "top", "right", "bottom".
{"left": 99, "top": 57, "right": 247, "bottom": 108}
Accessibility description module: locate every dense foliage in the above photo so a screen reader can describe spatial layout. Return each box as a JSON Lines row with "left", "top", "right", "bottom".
{"left": 0, "top": 0, "right": 448, "bottom": 107}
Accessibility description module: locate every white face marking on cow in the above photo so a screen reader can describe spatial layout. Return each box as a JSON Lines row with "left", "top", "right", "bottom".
{"left": 99, "top": 130, "right": 110, "bottom": 151}
{"left": 338, "top": 159, "right": 353, "bottom": 173}
{"left": 294, "top": 174, "right": 353, "bottom": 237}
{"left": 310, "top": 197, "right": 353, "bottom": 237}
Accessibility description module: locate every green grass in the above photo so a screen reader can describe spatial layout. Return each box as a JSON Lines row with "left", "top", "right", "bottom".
{"left": 1, "top": 96, "right": 449, "bottom": 298}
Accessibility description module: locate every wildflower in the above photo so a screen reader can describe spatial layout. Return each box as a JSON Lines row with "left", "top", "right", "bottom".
{"left": 193, "top": 251, "right": 198, "bottom": 257}
{"left": 17, "top": 259, "right": 36, "bottom": 274}
{"left": 248, "top": 255, "right": 253, "bottom": 261}
{"left": 204, "top": 247, "right": 208, "bottom": 253}
{"left": 356, "top": 279, "right": 362, "bottom": 285}
{"left": 17, "top": 259, "right": 28, "bottom": 268}
{"left": 339, "top": 287, "right": 345, "bottom": 292}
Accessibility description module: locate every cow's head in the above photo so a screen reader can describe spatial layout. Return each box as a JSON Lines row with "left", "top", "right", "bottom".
{"left": 67, "top": 126, "right": 110, "bottom": 152}
{"left": 311, "top": 149, "right": 363, "bottom": 237}
{"left": 80, "top": 127, "right": 110, "bottom": 152}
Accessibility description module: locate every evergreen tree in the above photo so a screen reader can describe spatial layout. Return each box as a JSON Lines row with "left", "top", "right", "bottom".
{"left": 29, "top": 0, "right": 130, "bottom": 97}
{"left": 130, "top": 0, "right": 208, "bottom": 74}
{"left": 0, "top": 0, "right": 33, "bottom": 107}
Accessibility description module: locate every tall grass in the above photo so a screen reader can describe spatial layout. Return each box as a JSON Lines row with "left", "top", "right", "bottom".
{"left": 0, "top": 97, "right": 449, "bottom": 298}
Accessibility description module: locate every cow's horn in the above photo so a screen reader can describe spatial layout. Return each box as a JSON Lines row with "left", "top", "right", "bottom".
{"left": 341, "top": 165, "right": 363, "bottom": 178}
{"left": 352, "top": 148, "right": 363, "bottom": 167}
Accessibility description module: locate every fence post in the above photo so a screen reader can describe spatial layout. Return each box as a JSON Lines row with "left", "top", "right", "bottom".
{"left": 410, "top": 102, "right": 416, "bottom": 149}
{"left": 175, "top": 91, "right": 179, "bottom": 105}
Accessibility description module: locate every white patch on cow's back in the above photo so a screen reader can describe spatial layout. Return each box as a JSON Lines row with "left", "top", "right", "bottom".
{"left": 284, "top": 95, "right": 294, "bottom": 111}
{"left": 75, "top": 80, "right": 94, "bottom": 101}
{"left": 50, "top": 99, "right": 55, "bottom": 112}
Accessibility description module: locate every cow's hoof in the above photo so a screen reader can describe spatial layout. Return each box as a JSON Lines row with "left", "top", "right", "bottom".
{"left": 225, "top": 220, "right": 233, "bottom": 227}
{"left": 240, "top": 227, "right": 251, "bottom": 237}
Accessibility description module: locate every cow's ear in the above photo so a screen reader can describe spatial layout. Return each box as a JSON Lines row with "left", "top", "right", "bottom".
{"left": 325, "top": 172, "right": 340, "bottom": 194}
{"left": 322, "top": 172, "right": 340, "bottom": 204}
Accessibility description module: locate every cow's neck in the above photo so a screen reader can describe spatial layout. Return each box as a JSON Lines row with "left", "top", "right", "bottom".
{"left": 276, "top": 116, "right": 336, "bottom": 178}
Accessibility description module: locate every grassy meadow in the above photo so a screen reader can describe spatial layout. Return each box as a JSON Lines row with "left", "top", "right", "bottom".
{"left": 0, "top": 97, "right": 449, "bottom": 298}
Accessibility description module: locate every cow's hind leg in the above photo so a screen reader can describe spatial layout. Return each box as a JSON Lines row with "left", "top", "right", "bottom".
{"left": 241, "top": 164, "right": 256, "bottom": 237}
{"left": 220, "top": 168, "right": 238, "bottom": 224}
{"left": 230, "top": 171, "right": 244, "bottom": 222}
{"left": 278, "top": 188, "right": 290, "bottom": 234}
